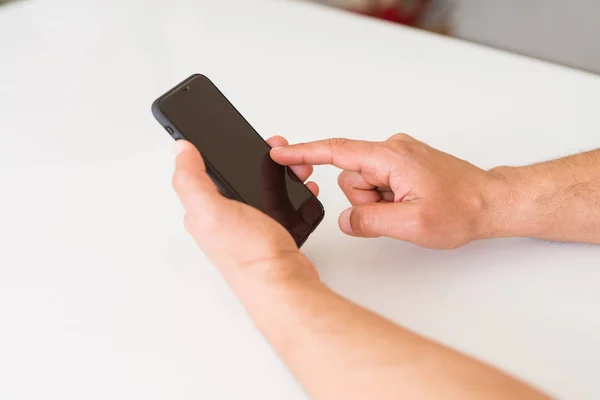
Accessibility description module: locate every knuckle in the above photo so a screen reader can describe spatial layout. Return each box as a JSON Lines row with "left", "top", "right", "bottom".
{"left": 389, "top": 132, "right": 414, "bottom": 142}
{"left": 386, "top": 133, "right": 420, "bottom": 154}
{"left": 328, "top": 138, "right": 353, "bottom": 164}
{"left": 387, "top": 140, "right": 419, "bottom": 159}
{"left": 328, "top": 138, "right": 353, "bottom": 157}
{"left": 387, "top": 137, "right": 409, "bottom": 152}
{"left": 329, "top": 137, "right": 349, "bottom": 149}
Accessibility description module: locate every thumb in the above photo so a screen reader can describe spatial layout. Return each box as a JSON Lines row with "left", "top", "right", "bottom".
{"left": 338, "top": 202, "right": 422, "bottom": 241}
{"left": 172, "top": 140, "right": 224, "bottom": 215}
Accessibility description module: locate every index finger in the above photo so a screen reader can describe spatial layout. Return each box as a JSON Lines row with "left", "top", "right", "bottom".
{"left": 270, "top": 138, "right": 384, "bottom": 173}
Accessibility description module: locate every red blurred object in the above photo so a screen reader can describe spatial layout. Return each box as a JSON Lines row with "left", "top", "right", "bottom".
{"left": 321, "top": 0, "right": 452, "bottom": 35}
{"left": 345, "top": 0, "right": 429, "bottom": 26}
{"left": 379, "top": 0, "right": 428, "bottom": 25}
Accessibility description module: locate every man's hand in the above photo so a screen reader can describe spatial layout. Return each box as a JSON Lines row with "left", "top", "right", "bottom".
{"left": 271, "top": 134, "right": 505, "bottom": 249}
{"left": 272, "top": 135, "right": 600, "bottom": 246}
{"left": 172, "top": 137, "right": 319, "bottom": 282}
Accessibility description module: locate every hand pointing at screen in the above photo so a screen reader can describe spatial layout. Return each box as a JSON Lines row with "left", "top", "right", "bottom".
{"left": 271, "top": 133, "right": 504, "bottom": 249}
{"left": 271, "top": 134, "right": 600, "bottom": 247}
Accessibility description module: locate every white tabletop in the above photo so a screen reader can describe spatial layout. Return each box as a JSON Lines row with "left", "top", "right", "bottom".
{"left": 1, "top": 0, "right": 600, "bottom": 399}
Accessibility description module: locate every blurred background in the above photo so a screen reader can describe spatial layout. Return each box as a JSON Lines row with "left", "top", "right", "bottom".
{"left": 309, "top": 0, "right": 600, "bottom": 74}
{"left": 1, "top": 0, "right": 599, "bottom": 75}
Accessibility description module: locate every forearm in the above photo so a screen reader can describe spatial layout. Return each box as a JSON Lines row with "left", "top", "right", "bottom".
{"left": 490, "top": 149, "right": 600, "bottom": 243}
{"left": 224, "top": 257, "right": 548, "bottom": 400}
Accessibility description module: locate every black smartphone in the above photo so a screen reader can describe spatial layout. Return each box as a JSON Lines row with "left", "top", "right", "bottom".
{"left": 152, "top": 74, "right": 324, "bottom": 247}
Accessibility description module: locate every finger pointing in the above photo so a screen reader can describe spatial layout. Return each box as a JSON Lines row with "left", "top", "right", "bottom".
{"left": 267, "top": 135, "right": 314, "bottom": 182}
{"left": 270, "top": 138, "right": 386, "bottom": 173}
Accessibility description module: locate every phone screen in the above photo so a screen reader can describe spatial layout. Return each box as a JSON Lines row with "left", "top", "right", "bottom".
{"left": 155, "top": 75, "right": 324, "bottom": 246}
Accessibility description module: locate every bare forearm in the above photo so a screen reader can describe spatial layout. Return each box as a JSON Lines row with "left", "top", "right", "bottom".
{"left": 490, "top": 149, "right": 600, "bottom": 243}
{"left": 226, "top": 259, "right": 548, "bottom": 400}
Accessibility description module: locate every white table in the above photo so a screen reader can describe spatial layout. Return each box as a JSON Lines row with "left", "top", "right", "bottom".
{"left": 1, "top": 0, "right": 599, "bottom": 398}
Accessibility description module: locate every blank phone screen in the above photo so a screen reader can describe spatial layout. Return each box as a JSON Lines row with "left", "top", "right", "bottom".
{"left": 157, "top": 75, "right": 324, "bottom": 246}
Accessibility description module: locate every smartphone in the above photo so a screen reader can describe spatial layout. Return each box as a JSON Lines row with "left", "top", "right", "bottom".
{"left": 152, "top": 74, "right": 324, "bottom": 247}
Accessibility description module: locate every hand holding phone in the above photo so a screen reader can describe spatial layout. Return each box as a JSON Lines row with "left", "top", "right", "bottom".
{"left": 152, "top": 74, "right": 324, "bottom": 246}
{"left": 172, "top": 139, "right": 319, "bottom": 279}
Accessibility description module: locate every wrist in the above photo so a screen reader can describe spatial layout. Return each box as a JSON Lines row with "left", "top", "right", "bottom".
{"left": 223, "top": 251, "right": 320, "bottom": 297}
{"left": 475, "top": 168, "right": 512, "bottom": 240}
{"left": 221, "top": 253, "right": 325, "bottom": 338}
{"left": 483, "top": 165, "right": 549, "bottom": 239}
{"left": 487, "top": 151, "right": 600, "bottom": 244}
{"left": 483, "top": 167, "right": 517, "bottom": 238}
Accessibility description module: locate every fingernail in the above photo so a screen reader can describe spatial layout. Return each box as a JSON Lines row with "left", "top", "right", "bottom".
{"left": 271, "top": 146, "right": 283, "bottom": 151}
{"left": 338, "top": 208, "right": 352, "bottom": 234}
{"left": 174, "top": 140, "right": 186, "bottom": 157}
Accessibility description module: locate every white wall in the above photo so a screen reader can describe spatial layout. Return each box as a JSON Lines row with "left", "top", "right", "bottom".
{"left": 454, "top": 0, "right": 600, "bottom": 74}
